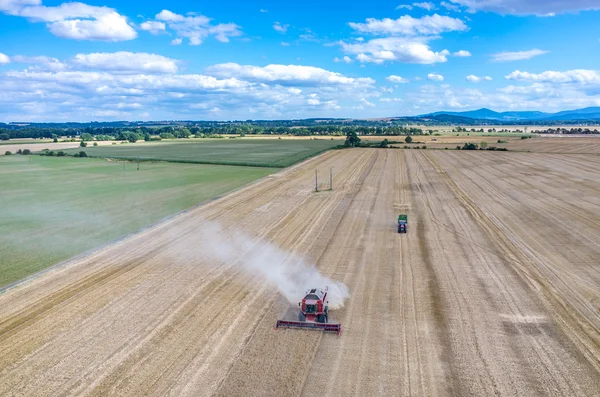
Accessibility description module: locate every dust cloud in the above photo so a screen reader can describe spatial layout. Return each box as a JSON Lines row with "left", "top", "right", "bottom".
{"left": 199, "top": 223, "right": 349, "bottom": 309}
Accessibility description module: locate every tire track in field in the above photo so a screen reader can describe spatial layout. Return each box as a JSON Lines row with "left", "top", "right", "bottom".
{"left": 420, "top": 150, "right": 600, "bottom": 394}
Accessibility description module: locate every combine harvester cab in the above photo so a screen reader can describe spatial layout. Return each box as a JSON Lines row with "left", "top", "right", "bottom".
{"left": 276, "top": 287, "right": 342, "bottom": 335}
{"left": 398, "top": 214, "right": 408, "bottom": 233}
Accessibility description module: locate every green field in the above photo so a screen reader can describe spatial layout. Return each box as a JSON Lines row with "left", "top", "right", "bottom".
{"left": 0, "top": 155, "right": 273, "bottom": 288}
{"left": 62, "top": 139, "right": 340, "bottom": 167}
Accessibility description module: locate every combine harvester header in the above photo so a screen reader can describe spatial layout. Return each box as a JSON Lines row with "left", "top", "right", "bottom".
{"left": 276, "top": 287, "right": 341, "bottom": 335}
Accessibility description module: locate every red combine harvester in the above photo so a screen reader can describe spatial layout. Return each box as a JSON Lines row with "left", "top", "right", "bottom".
{"left": 276, "top": 287, "right": 342, "bottom": 335}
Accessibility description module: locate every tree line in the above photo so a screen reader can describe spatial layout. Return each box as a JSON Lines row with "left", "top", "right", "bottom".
{"left": 534, "top": 127, "right": 599, "bottom": 134}
{"left": 0, "top": 125, "right": 427, "bottom": 140}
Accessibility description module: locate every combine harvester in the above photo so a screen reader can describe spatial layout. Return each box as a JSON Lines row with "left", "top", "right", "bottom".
{"left": 276, "top": 287, "right": 342, "bottom": 335}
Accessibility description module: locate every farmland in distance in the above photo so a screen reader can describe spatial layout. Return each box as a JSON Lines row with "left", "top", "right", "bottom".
{"left": 63, "top": 139, "right": 341, "bottom": 167}
{"left": 0, "top": 155, "right": 273, "bottom": 287}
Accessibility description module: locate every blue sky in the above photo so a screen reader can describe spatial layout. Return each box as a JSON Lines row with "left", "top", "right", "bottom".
{"left": 1, "top": 0, "right": 600, "bottom": 121}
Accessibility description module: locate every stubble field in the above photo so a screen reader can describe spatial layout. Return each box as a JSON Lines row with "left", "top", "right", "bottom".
{"left": 1, "top": 139, "right": 599, "bottom": 396}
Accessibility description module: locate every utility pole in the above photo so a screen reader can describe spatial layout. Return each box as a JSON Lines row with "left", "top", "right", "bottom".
{"left": 315, "top": 169, "right": 318, "bottom": 192}
{"left": 330, "top": 167, "right": 333, "bottom": 190}
{"left": 137, "top": 156, "right": 140, "bottom": 171}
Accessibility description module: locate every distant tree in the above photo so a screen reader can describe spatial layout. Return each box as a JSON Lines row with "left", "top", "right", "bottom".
{"left": 0, "top": 133, "right": 9, "bottom": 141}
{"left": 80, "top": 141, "right": 87, "bottom": 147}
{"left": 126, "top": 132, "right": 140, "bottom": 143}
{"left": 480, "top": 141, "right": 488, "bottom": 149}
{"left": 53, "top": 137, "right": 58, "bottom": 142}
{"left": 160, "top": 132, "right": 175, "bottom": 139}
{"left": 144, "top": 133, "right": 151, "bottom": 141}
{"left": 462, "top": 142, "right": 478, "bottom": 150}
{"left": 16, "top": 149, "right": 22, "bottom": 154}
{"left": 80, "top": 133, "right": 93, "bottom": 141}
{"left": 93, "top": 142, "right": 98, "bottom": 146}
{"left": 404, "top": 135, "right": 413, "bottom": 144}
{"left": 56, "top": 151, "right": 66, "bottom": 157}
{"left": 344, "top": 130, "right": 361, "bottom": 147}
{"left": 22, "top": 149, "right": 31, "bottom": 155}
{"left": 5, "top": 151, "right": 12, "bottom": 155}
{"left": 173, "top": 128, "right": 191, "bottom": 138}
{"left": 379, "top": 139, "right": 389, "bottom": 148}
{"left": 78, "top": 151, "right": 88, "bottom": 157}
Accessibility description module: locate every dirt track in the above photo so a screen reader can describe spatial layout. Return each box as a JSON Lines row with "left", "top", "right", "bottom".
{"left": 1, "top": 148, "right": 600, "bottom": 396}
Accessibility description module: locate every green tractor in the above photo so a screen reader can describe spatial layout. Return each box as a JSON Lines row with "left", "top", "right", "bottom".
{"left": 398, "top": 214, "right": 408, "bottom": 233}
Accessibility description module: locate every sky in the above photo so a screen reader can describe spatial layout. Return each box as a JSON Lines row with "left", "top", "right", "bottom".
{"left": 1, "top": 0, "right": 600, "bottom": 121}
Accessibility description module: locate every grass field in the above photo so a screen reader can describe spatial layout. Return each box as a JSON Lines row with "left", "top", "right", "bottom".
{"left": 62, "top": 139, "right": 341, "bottom": 167}
{"left": 0, "top": 155, "right": 273, "bottom": 287}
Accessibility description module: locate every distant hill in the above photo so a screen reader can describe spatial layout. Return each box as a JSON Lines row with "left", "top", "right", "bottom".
{"left": 421, "top": 107, "right": 600, "bottom": 121}
{"left": 542, "top": 107, "right": 600, "bottom": 120}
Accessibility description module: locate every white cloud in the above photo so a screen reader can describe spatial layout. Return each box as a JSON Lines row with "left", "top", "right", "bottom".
{"left": 273, "top": 22, "right": 289, "bottom": 33}
{"left": 505, "top": 69, "right": 600, "bottom": 84}
{"left": 453, "top": 50, "right": 471, "bottom": 57}
{"left": 387, "top": 75, "right": 409, "bottom": 83}
{"left": 400, "top": 79, "right": 600, "bottom": 115}
{"left": 449, "top": 0, "right": 600, "bottom": 16}
{"left": 428, "top": 73, "right": 444, "bottom": 81}
{"left": 441, "top": 1, "right": 461, "bottom": 11}
{"left": 48, "top": 13, "right": 136, "bottom": 41}
{"left": 361, "top": 98, "right": 376, "bottom": 107}
{"left": 140, "top": 20, "right": 166, "bottom": 35}
{"left": 380, "top": 97, "right": 402, "bottom": 102}
{"left": 349, "top": 14, "right": 467, "bottom": 36}
{"left": 11, "top": 55, "right": 68, "bottom": 70}
{"left": 341, "top": 37, "right": 450, "bottom": 64}
{"left": 413, "top": 2, "right": 435, "bottom": 11}
{"left": 260, "top": 9, "right": 268, "bottom": 13}
{"left": 299, "top": 30, "right": 319, "bottom": 43}
{"left": 466, "top": 74, "right": 492, "bottom": 82}
{"left": 396, "top": 2, "right": 436, "bottom": 10}
{"left": 4, "top": 56, "right": 600, "bottom": 120}
{"left": 73, "top": 52, "right": 179, "bottom": 74}
{"left": 491, "top": 49, "right": 548, "bottom": 62}
{"left": 334, "top": 56, "right": 353, "bottom": 63}
{"left": 204, "top": 63, "right": 375, "bottom": 87}
{"left": 0, "top": 1, "right": 136, "bottom": 41}
{"left": 143, "top": 9, "right": 242, "bottom": 45}
{"left": 0, "top": 53, "right": 10, "bottom": 64}
{"left": 341, "top": 14, "right": 466, "bottom": 65}
{"left": 0, "top": 1, "right": 40, "bottom": 15}
{"left": 281, "top": 42, "right": 290, "bottom": 46}
{"left": 4, "top": 69, "right": 248, "bottom": 91}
